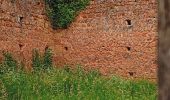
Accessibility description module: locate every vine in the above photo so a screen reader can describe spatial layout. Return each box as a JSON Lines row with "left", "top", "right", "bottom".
{"left": 45, "top": 0, "right": 90, "bottom": 29}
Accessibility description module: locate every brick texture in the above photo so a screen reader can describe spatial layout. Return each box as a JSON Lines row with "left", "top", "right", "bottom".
{"left": 0, "top": 0, "right": 158, "bottom": 78}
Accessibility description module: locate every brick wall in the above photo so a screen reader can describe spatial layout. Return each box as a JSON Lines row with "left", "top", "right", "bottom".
{"left": 0, "top": 0, "right": 158, "bottom": 78}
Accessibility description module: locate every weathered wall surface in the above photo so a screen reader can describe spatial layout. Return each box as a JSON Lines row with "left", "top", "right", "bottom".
{"left": 0, "top": 0, "right": 158, "bottom": 78}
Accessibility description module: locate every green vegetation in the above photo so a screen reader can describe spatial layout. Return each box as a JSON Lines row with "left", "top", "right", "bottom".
{"left": 45, "top": 0, "right": 90, "bottom": 29}
{"left": 0, "top": 68, "right": 157, "bottom": 100}
{"left": 0, "top": 51, "right": 157, "bottom": 100}
{"left": 0, "top": 52, "right": 18, "bottom": 74}
{"left": 32, "top": 48, "right": 53, "bottom": 70}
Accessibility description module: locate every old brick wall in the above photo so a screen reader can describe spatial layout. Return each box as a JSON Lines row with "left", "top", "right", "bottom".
{"left": 0, "top": 0, "right": 158, "bottom": 78}
{"left": 0, "top": 0, "right": 56, "bottom": 70}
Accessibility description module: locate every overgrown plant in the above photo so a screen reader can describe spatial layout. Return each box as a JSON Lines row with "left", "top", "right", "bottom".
{"left": 43, "top": 48, "right": 53, "bottom": 69}
{"left": 0, "top": 52, "right": 18, "bottom": 74}
{"left": 32, "top": 49, "right": 42, "bottom": 70}
{"left": 0, "top": 66, "right": 157, "bottom": 100}
{"left": 32, "top": 48, "right": 53, "bottom": 70}
{"left": 45, "top": 0, "right": 90, "bottom": 29}
{"left": 3, "top": 52, "right": 17, "bottom": 69}
{"left": 0, "top": 81, "right": 7, "bottom": 99}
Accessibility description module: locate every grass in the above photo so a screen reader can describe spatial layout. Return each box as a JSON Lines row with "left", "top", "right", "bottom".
{"left": 0, "top": 51, "right": 157, "bottom": 100}
{"left": 0, "top": 66, "right": 157, "bottom": 100}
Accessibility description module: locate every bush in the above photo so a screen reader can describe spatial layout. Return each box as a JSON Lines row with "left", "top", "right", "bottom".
{"left": 32, "top": 49, "right": 42, "bottom": 70}
{"left": 0, "top": 52, "right": 18, "bottom": 74}
{"left": 32, "top": 48, "right": 53, "bottom": 70}
{"left": 0, "top": 80, "right": 7, "bottom": 99}
{"left": 45, "top": 0, "right": 90, "bottom": 29}
{"left": 3, "top": 52, "right": 17, "bottom": 69}
{"left": 43, "top": 48, "right": 53, "bottom": 69}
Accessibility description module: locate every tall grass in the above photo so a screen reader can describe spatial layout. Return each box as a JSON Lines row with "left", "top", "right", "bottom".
{"left": 0, "top": 51, "right": 157, "bottom": 100}
{"left": 0, "top": 68, "right": 157, "bottom": 100}
{"left": 32, "top": 48, "right": 53, "bottom": 70}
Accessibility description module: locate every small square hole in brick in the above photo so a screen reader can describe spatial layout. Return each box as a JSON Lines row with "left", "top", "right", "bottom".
{"left": 64, "top": 47, "right": 68, "bottom": 51}
{"left": 45, "top": 46, "right": 49, "bottom": 51}
{"left": 128, "top": 72, "right": 134, "bottom": 76}
{"left": 37, "top": 2, "right": 41, "bottom": 5}
{"left": 18, "top": 16, "right": 24, "bottom": 23}
{"left": 20, "top": 17, "right": 23, "bottom": 21}
{"left": 126, "top": 19, "right": 132, "bottom": 26}
{"left": 19, "top": 44, "right": 24, "bottom": 49}
{"left": 126, "top": 47, "right": 131, "bottom": 51}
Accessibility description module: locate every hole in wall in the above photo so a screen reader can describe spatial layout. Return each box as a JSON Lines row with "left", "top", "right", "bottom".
{"left": 126, "top": 19, "right": 132, "bottom": 26}
{"left": 11, "top": 0, "right": 15, "bottom": 3}
{"left": 19, "top": 44, "right": 24, "bottom": 50}
{"left": 18, "top": 16, "right": 24, "bottom": 23}
{"left": 128, "top": 72, "right": 134, "bottom": 76}
{"left": 64, "top": 47, "right": 68, "bottom": 51}
{"left": 19, "top": 17, "right": 24, "bottom": 21}
{"left": 126, "top": 47, "right": 131, "bottom": 51}
{"left": 36, "top": 2, "right": 41, "bottom": 5}
{"left": 45, "top": 46, "right": 49, "bottom": 51}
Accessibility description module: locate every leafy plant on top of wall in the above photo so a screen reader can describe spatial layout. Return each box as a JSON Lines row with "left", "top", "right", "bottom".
{"left": 45, "top": 0, "right": 90, "bottom": 29}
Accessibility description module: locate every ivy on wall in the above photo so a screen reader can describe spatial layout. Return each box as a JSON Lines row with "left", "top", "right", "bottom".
{"left": 45, "top": 0, "right": 90, "bottom": 29}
